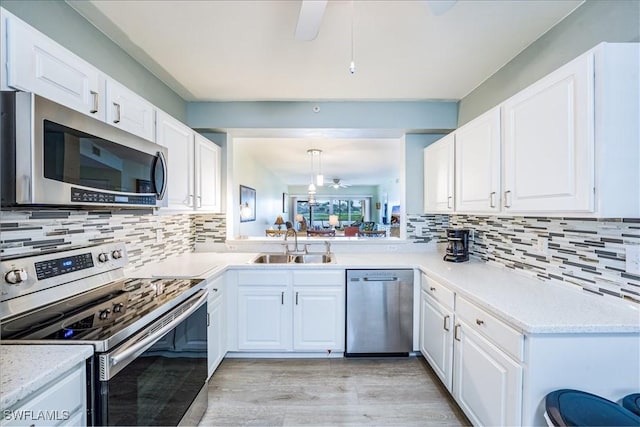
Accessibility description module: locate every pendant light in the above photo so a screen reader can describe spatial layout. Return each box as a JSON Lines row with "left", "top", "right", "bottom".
{"left": 349, "top": 0, "right": 355, "bottom": 74}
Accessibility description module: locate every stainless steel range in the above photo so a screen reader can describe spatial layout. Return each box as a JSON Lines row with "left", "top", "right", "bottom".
{"left": 1, "top": 242, "right": 209, "bottom": 426}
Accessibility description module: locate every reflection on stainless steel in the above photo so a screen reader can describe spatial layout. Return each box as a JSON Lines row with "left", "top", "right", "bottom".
{"left": 346, "top": 269, "right": 414, "bottom": 356}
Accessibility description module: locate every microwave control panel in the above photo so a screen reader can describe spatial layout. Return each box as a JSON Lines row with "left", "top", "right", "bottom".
{"left": 71, "top": 188, "right": 156, "bottom": 206}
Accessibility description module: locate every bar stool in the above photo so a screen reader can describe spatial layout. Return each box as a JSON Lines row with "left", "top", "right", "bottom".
{"left": 622, "top": 393, "right": 640, "bottom": 416}
{"left": 545, "top": 389, "right": 640, "bottom": 426}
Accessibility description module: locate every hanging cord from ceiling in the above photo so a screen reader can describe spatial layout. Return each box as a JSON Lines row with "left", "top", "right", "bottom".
{"left": 349, "top": 0, "right": 355, "bottom": 74}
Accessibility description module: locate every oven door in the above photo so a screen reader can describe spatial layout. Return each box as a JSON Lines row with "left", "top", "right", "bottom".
{"left": 94, "top": 290, "right": 208, "bottom": 426}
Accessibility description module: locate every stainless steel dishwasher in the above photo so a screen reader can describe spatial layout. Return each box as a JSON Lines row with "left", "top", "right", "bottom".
{"left": 346, "top": 269, "right": 414, "bottom": 356}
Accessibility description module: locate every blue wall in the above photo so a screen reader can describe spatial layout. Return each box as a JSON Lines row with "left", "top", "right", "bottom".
{"left": 188, "top": 101, "right": 457, "bottom": 132}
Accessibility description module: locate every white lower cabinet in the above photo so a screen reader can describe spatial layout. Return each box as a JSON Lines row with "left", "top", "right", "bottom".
{"left": 452, "top": 318, "right": 523, "bottom": 426}
{"left": 419, "top": 289, "right": 454, "bottom": 391}
{"left": 207, "top": 276, "right": 226, "bottom": 377}
{"left": 237, "top": 284, "right": 291, "bottom": 350}
{"left": 293, "top": 286, "right": 344, "bottom": 351}
{"left": 231, "top": 269, "right": 345, "bottom": 353}
{"left": 2, "top": 362, "right": 87, "bottom": 426}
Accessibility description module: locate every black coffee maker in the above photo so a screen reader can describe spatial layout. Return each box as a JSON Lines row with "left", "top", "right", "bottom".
{"left": 443, "top": 228, "right": 469, "bottom": 262}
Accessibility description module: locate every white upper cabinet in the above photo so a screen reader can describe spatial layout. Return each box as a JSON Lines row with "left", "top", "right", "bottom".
{"left": 105, "top": 78, "right": 155, "bottom": 141}
{"left": 4, "top": 10, "right": 104, "bottom": 121}
{"left": 501, "top": 42, "right": 639, "bottom": 217}
{"left": 194, "top": 134, "right": 222, "bottom": 212}
{"left": 156, "top": 110, "right": 195, "bottom": 209}
{"left": 424, "top": 133, "right": 455, "bottom": 213}
{"left": 156, "top": 111, "right": 222, "bottom": 212}
{"left": 502, "top": 52, "right": 594, "bottom": 213}
{"left": 455, "top": 107, "right": 501, "bottom": 213}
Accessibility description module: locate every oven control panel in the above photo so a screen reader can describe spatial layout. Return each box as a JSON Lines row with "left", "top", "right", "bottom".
{"left": 1, "top": 242, "right": 129, "bottom": 316}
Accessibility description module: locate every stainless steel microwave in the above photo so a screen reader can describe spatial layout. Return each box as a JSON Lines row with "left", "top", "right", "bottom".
{"left": 1, "top": 92, "right": 167, "bottom": 208}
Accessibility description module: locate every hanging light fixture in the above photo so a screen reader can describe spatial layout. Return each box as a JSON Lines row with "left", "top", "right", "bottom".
{"left": 307, "top": 148, "right": 322, "bottom": 205}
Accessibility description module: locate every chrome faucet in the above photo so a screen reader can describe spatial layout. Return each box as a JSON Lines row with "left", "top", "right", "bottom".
{"left": 324, "top": 240, "right": 331, "bottom": 254}
{"left": 284, "top": 221, "right": 300, "bottom": 254}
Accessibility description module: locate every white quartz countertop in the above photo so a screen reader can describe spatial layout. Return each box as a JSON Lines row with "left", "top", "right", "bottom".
{"left": 128, "top": 246, "right": 640, "bottom": 334}
{"left": 0, "top": 344, "right": 93, "bottom": 411}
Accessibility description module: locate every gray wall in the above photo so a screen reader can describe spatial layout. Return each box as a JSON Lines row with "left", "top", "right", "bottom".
{"left": 188, "top": 101, "right": 457, "bottom": 132}
{"left": 405, "top": 133, "right": 446, "bottom": 214}
{"left": 2, "top": 0, "right": 187, "bottom": 121}
{"left": 458, "top": 0, "right": 640, "bottom": 125}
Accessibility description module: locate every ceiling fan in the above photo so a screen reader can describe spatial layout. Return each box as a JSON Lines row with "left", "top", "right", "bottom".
{"left": 330, "top": 178, "right": 351, "bottom": 189}
{"left": 294, "top": 0, "right": 457, "bottom": 41}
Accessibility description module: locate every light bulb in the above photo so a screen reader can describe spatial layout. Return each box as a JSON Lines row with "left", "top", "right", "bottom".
{"left": 349, "top": 61, "right": 356, "bottom": 74}
{"left": 308, "top": 183, "right": 316, "bottom": 193}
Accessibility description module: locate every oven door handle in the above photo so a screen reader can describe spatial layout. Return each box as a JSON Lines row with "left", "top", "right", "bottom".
{"left": 100, "top": 290, "right": 208, "bottom": 380}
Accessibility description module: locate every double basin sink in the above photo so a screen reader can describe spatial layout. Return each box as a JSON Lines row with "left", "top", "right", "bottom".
{"left": 252, "top": 253, "right": 335, "bottom": 264}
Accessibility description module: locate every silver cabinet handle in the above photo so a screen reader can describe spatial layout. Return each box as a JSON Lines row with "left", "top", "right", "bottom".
{"left": 207, "top": 312, "right": 210, "bottom": 327}
{"left": 490, "top": 191, "right": 496, "bottom": 208}
{"left": 90, "top": 91, "right": 99, "bottom": 114}
{"left": 430, "top": 286, "right": 436, "bottom": 291}
{"left": 447, "top": 196, "right": 453, "bottom": 209}
{"left": 113, "top": 102, "right": 121, "bottom": 123}
{"left": 197, "top": 195, "right": 202, "bottom": 208}
{"left": 504, "top": 190, "right": 512, "bottom": 208}
{"left": 476, "top": 319, "right": 485, "bottom": 326}
{"left": 281, "top": 291, "right": 284, "bottom": 305}
{"left": 454, "top": 324, "right": 461, "bottom": 341}
{"left": 295, "top": 291, "right": 299, "bottom": 305}
{"left": 443, "top": 315, "right": 450, "bottom": 331}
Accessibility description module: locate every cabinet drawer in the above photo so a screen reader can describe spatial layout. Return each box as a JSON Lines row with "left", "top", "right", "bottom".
{"left": 421, "top": 275, "right": 454, "bottom": 309}
{"left": 5, "top": 364, "right": 85, "bottom": 426}
{"left": 238, "top": 270, "right": 288, "bottom": 285}
{"left": 457, "top": 297, "right": 523, "bottom": 361}
{"left": 293, "top": 270, "right": 344, "bottom": 286}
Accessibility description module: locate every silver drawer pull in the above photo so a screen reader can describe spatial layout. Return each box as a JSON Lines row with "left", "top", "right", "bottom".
{"left": 443, "top": 315, "right": 450, "bottom": 331}
{"left": 90, "top": 90, "right": 99, "bottom": 114}
{"left": 454, "top": 324, "right": 461, "bottom": 341}
{"left": 113, "top": 102, "right": 121, "bottom": 123}
{"left": 476, "top": 319, "right": 485, "bottom": 326}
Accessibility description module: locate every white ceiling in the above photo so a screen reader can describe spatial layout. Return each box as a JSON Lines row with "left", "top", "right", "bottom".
{"left": 66, "top": 0, "right": 582, "bottom": 185}
{"left": 67, "top": 0, "right": 583, "bottom": 102}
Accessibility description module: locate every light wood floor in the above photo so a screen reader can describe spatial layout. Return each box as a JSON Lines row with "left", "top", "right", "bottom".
{"left": 198, "top": 356, "right": 471, "bottom": 426}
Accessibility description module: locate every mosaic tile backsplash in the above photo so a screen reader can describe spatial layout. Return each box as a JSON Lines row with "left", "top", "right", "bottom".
{"left": 0, "top": 210, "right": 226, "bottom": 270}
{"left": 449, "top": 215, "right": 640, "bottom": 304}
{"left": 406, "top": 214, "right": 450, "bottom": 243}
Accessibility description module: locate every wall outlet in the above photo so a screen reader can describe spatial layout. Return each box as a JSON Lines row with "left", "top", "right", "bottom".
{"left": 626, "top": 245, "right": 640, "bottom": 275}
{"left": 536, "top": 236, "right": 549, "bottom": 255}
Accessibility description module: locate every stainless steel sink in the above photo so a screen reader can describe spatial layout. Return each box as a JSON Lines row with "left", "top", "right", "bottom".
{"left": 251, "top": 253, "right": 335, "bottom": 264}
{"left": 292, "top": 254, "right": 334, "bottom": 264}
{"left": 252, "top": 254, "right": 293, "bottom": 264}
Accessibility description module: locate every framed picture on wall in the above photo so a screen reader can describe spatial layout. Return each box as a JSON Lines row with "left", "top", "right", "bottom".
{"left": 240, "top": 185, "right": 256, "bottom": 222}
{"left": 282, "top": 192, "right": 288, "bottom": 213}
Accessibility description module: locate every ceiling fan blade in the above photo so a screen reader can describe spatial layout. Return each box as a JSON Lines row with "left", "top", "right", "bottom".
{"left": 295, "top": 0, "right": 328, "bottom": 41}
{"left": 423, "top": 0, "right": 457, "bottom": 16}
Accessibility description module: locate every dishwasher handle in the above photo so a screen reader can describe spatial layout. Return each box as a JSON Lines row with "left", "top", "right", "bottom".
{"left": 363, "top": 277, "right": 399, "bottom": 282}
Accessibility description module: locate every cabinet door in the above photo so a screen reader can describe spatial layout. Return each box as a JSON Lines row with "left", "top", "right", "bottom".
{"left": 420, "top": 290, "right": 453, "bottom": 391}
{"left": 456, "top": 107, "right": 501, "bottom": 212}
{"left": 6, "top": 15, "right": 103, "bottom": 120}
{"left": 453, "top": 319, "right": 523, "bottom": 427}
{"left": 237, "top": 285, "right": 291, "bottom": 350}
{"left": 502, "top": 52, "right": 594, "bottom": 213}
{"left": 293, "top": 286, "right": 344, "bottom": 352}
{"left": 194, "top": 134, "right": 221, "bottom": 212}
{"left": 105, "top": 79, "right": 155, "bottom": 141}
{"left": 208, "top": 292, "right": 225, "bottom": 378}
{"left": 156, "top": 111, "right": 195, "bottom": 209}
{"left": 424, "top": 134, "right": 455, "bottom": 213}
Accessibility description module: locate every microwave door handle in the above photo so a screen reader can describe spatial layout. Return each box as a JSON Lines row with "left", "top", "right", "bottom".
{"left": 101, "top": 290, "right": 207, "bottom": 380}
{"left": 152, "top": 151, "right": 167, "bottom": 200}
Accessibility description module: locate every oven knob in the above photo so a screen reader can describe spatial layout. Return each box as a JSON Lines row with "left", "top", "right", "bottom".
{"left": 99, "top": 309, "right": 111, "bottom": 320}
{"left": 112, "top": 303, "right": 124, "bottom": 313}
{"left": 5, "top": 269, "right": 28, "bottom": 285}
{"left": 111, "top": 250, "right": 123, "bottom": 260}
{"left": 98, "top": 253, "right": 110, "bottom": 263}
